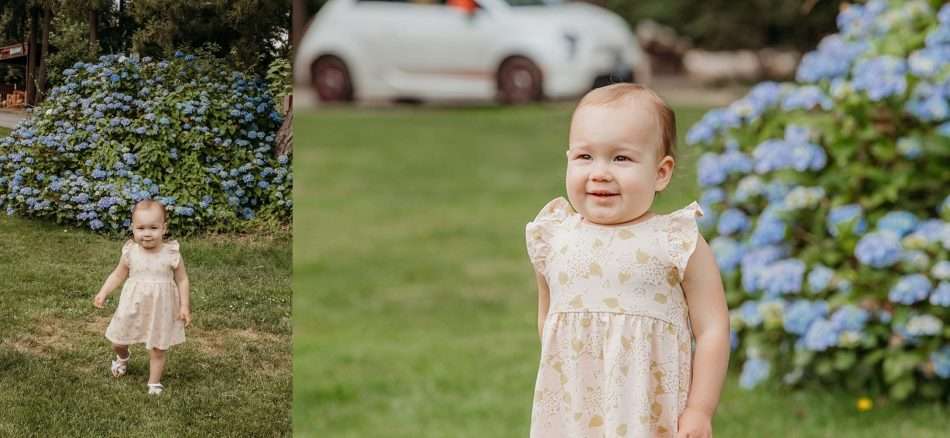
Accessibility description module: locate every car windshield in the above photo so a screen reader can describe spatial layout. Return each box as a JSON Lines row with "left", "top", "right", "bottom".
{"left": 502, "top": 0, "right": 564, "bottom": 6}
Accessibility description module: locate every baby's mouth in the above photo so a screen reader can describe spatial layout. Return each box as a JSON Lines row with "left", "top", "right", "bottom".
{"left": 587, "top": 191, "right": 619, "bottom": 198}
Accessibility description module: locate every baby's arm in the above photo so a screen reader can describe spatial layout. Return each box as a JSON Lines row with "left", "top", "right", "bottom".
{"left": 677, "top": 234, "right": 730, "bottom": 437}
{"left": 174, "top": 260, "right": 192, "bottom": 327}
{"left": 93, "top": 261, "right": 129, "bottom": 308}
{"left": 535, "top": 270, "right": 551, "bottom": 340}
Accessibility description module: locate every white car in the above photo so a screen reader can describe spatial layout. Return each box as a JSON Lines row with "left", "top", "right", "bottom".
{"left": 294, "top": 0, "right": 649, "bottom": 104}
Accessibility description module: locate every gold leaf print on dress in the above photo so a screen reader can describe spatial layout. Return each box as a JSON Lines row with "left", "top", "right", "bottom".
{"left": 621, "top": 336, "right": 633, "bottom": 350}
{"left": 620, "top": 365, "right": 629, "bottom": 376}
{"left": 618, "top": 271, "right": 631, "bottom": 283}
{"left": 636, "top": 249, "right": 650, "bottom": 264}
{"left": 651, "top": 401, "right": 663, "bottom": 417}
{"left": 581, "top": 316, "right": 592, "bottom": 327}
{"left": 666, "top": 267, "right": 679, "bottom": 286}
{"left": 588, "top": 415, "right": 604, "bottom": 427}
{"left": 618, "top": 229, "right": 634, "bottom": 239}
{"left": 654, "top": 293, "right": 668, "bottom": 304}
{"left": 593, "top": 238, "right": 604, "bottom": 249}
{"left": 589, "top": 262, "right": 603, "bottom": 277}
{"left": 559, "top": 271, "right": 570, "bottom": 285}
{"left": 572, "top": 338, "right": 584, "bottom": 353}
{"left": 617, "top": 424, "right": 628, "bottom": 436}
{"left": 603, "top": 297, "right": 620, "bottom": 309}
{"left": 569, "top": 295, "right": 584, "bottom": 308}
{"left": 560, "top": 245, "right": 568, "bottom": 254}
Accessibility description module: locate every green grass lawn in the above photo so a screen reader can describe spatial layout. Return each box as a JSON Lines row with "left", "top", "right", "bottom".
{"left": 294, "top": 102, "right": 949, "bottom": 437}
{"left": 0, "top": 212, "right": 292, "bottom": 435}
{"left": 0, "top": 127, "right": 10, "bottom": 137}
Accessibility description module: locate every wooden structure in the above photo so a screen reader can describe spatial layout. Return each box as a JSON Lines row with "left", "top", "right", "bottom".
{"left": 0, "top": 42, "right": 28, "bottom": 108}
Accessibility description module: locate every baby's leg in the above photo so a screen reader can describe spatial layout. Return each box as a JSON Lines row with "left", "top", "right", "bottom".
{"left": 112, "top": 343, "right": 129, "bottom": 360}
{"left": 148, "top": 348, "right": 167, "bottom": 384}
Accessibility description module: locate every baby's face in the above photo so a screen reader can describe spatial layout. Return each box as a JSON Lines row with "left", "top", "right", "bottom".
{"left": 566, "top": 102, "right": 673, "bottom": 225}
{"left": 131, "top": 206, "right": 166, "bottom": 249}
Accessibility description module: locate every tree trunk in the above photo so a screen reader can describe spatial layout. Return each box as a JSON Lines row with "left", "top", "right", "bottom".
{"left": 275, "top": 95, "right": 293, "bottom": 157}
{"left": 25, "top": 6, "right": 40, "bottom": 106}
{"left": 35, "top": 5, "right": 52, "bottom": 103}
{"left": 292, "top": 0, "right": 307, "bottom": 52}
{"left": 88, "top": 8, "right": 98, "bottom": 56}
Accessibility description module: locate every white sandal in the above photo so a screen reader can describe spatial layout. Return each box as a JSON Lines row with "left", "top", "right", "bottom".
{"left": 147, "top": 383, "right": 164, "bottom": 395}
{"left": 111, "top": 353, "right": 130, "bottom": 377}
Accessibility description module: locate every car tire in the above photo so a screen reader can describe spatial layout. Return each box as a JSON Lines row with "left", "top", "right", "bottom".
{"left": 311, "top": 56, "right": 354, "bottom": 102}
{"left": 497, "top": 57, "right": 543, "bottom": 104}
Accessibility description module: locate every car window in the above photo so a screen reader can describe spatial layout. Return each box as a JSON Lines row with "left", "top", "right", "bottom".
{"left": 503, "top": 0, "right": 563, "bottom": 6}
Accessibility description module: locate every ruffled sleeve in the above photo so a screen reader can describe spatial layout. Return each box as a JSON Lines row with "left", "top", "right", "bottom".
{"left": 666, "top": 201, "right": 704, "bottom": 283}
{"left": 165, "top": 240, "right": 182, "bottom": 269}
{"left": 525, "top": 197, "right": 572, "bottom": 275}
{"left": 120, "top": 239, "right": 135, "bottom": 267}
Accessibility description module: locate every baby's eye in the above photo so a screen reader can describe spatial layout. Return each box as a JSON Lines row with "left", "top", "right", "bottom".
{"left": 614, "top": 155, "right": 633, "bottom": 162}
{"left": 575, "top": 153, "right": 592, "bottom": 160}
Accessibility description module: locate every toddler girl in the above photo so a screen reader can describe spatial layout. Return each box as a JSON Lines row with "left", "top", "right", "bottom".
{"left": 93, "top": 199, "right": 192, "bottom": 395}
{"left": 526, "top": 84, "right": 730, "bottom": 437}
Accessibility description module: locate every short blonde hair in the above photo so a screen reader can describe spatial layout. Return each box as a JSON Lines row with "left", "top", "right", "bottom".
{"left": 574, "top": 83, "right": 677, "bottom": 160}
{"left": 131, "top": 199, "right": 167, "bottom": 222}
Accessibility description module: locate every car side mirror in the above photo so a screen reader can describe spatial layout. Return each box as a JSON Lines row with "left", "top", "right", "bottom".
{"left": 447, "top": 0, "right": 478, "bottom": 15}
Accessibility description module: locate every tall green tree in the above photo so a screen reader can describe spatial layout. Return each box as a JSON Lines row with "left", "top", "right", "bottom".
{"left": 129, "top": 0, "right": 290, "bottom": 77}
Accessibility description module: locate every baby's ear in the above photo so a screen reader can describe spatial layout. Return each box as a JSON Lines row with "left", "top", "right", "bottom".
{"left": 654, "top": 155, "right": 675, "bottom": 192}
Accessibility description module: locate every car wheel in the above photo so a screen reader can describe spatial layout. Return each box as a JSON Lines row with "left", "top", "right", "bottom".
{"left": 311, "top": 56, "right": 354, "bottom": 102}
{"left": 497, "top": 57, "right": 543, "bottom": 104}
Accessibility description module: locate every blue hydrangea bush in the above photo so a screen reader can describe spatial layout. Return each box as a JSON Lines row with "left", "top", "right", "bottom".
{"left": 687, "top": 0, "right": 950, "bottom": 401}
{"left": 0, "top": 52, "right": 292, "bottom": 234}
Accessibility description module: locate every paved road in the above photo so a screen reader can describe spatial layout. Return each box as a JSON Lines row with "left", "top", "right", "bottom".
{"left": 0, "top": 110, "right": 28, "bottom": 129}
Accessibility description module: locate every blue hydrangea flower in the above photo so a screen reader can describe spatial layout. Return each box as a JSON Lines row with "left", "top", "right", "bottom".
{"left": 931, "top": 346, "right": 950, "bottom": 378}
{"left": 717, "top": 208, "right": 749, "bottom": 236}
{"left": 711, "top": 237, "right": 744, "bottom": 273}
{"left": 739, "top": 357, "right": 770, "bottom": 389}
{"left": 802, "top": 318, "right": 838, "bottom": 351}
{"left": 784, "top": 186, "right": 825, "bottom": 210}
{"left": 796, "top": 35, "right": 868, "bottom": 83}
{"left": 928, "top": 281, "right": 950, "bottom": 306}
{"left": 933, "top": 261, "right": 950, "bottom": 280}
{"left": 855, "top": 231, "right": 903, "bottom": 268}
{"left": 905, "top": 314, "right": 943, "bottom": 336}
{"left": 758, "top": 259, "right": 806, "bottom": 297}
{"left": 807, "top": 265, "right": 835, "bottom": 293}
{"left": 877, "top": 211, "right": 919, "bottom": 237}
{"left": 700, "top": 188, "right": 726, "bottom": 206}
{"left": 784, "top": 299, "right": 828, "bottom": 336}
{"left": 741, "top": 245, "right": 788, "bottom": 293}
{"left": 827, "top": 204, "right": 866, "bottom": 237}
{"left": 829, "top": 305, "right": 869, "bottom": 332}
{"left": 888, "top": 274, "right": 932, "bottom": 305}
{"left": 734, "top": 175, "right": 764, "bottom": 203}
{"left": 852, "top": 56, "right": 908, "bottom": 101}
{"left": 698, "top": 153, "right": 726, "bottom": 187}
{"left": 781, "top": 85, "right": 832, "bottom": 111}
{"left": 905, "top": 81, "right": 950, "bottom": 122}
{"left": 738, "top": 301, "right": 763, "bottom": 327}
{"left": 749, "top": 206, "right": 787, "bottom": 246}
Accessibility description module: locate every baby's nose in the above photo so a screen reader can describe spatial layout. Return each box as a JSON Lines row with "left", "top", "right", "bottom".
{"left": 591, "top": 167, "right": 613, "bottom": 181}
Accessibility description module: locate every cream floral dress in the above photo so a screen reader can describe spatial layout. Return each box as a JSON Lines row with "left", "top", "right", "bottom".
{"left": 526, "top": 197, "right": 703, "bottom": 438}
{"left": 105, "top": 240, "right": 186, "bottom": 350}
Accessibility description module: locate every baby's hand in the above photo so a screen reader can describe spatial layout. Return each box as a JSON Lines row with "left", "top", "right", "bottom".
{"left": 178, "top": 307, "right": 192, "bottom": 327}
{"left": 676, "top": 407, "right": 712, "bottom": 438}
{"left": 93, "top": 293, "right": 107, "bottom": 309}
